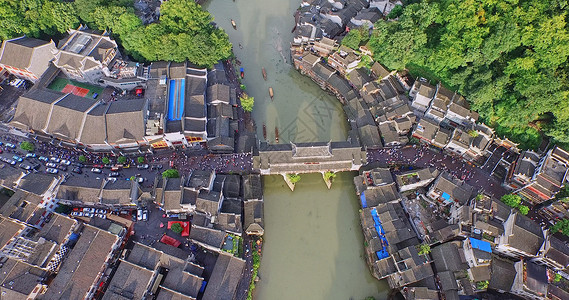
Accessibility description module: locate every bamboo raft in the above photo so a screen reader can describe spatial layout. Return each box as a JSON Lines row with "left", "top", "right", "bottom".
{"left": 262, "top": 68, "right": 267, "bottom": 80}
{"left": 269, "top": 87, "right": 274, "bottom": 99}
{"left": 231, "top": 19, "right": 237, "bottom": 29}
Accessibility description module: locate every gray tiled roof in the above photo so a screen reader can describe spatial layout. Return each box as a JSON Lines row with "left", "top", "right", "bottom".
{"left": 202, "top": 252, "right": 245, "bottom": 300}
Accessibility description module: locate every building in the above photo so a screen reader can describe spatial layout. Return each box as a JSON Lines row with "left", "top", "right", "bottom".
{"left": 495, "top": 212, "right": 545, "bottom": 259}
{"left": 56, "top": 177, "right": 141, "bottom": 209}
{"left": 0, "top": 36, "right": 56, "bottom": 82}
{"left": 42, "top": 224, "right": 123, "bottom": 300}
{"left": 427, "top": 172, "right": 475, "bottom": 206}
{"left": 52, "top": 26, "right": 118, "bottom": 83}
{"left": 516, "top": 146, "right": 569, "bottom": 205}
{"left": 202, "top": 252, "right": 245, "bottom": 300}
{"left": 511, "top": 260, "right": 548, "bottom": 300}
{"left": 395, "top": 167, "right": 440, "bottom": 192}
{"left": 409, "top": 80, "right": 435, "bottom": 113}
{"left": 532, "top": 234, "right": 569, "bottom": 271}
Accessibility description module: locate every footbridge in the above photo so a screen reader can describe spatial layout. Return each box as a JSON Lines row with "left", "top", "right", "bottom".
{"left": 253, "top": 140, "right": 367, "bottom": 190}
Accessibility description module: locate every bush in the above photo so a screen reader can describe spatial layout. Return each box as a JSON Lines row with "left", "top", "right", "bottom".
{"left": 102, "top": 157, "right": 110, "bottom": 165}
{"left": 117, "top": 156, "right": 127, "bottom": 164}
{"left": 518, "top": 205, "right": 529, "bottom": 215}
{"left": 324, "top": 171, "right": 336, "bottom": 182}
{"left": 78, "top": 155, "right": 87, "bottom": 162}
{"left": 54, "top": 204, "right": 72, "bottom": 214}
{"left": 162, "top": 169, "right": 180, "bottom": 178}
{"left": 287, "top": 174, "right": 301, "bottom": 184}
{"left": 417, "top": 243, "right": 431, "bottom": 255}
{"left": 240, "top": 93, "right": 254, "bottom": 112}
{"left": 137, "top": 156, "right": 145, "bottom": 164}
{"left": 551, "top": 219, "right": 569, "bottom": 237}
{"left": 171, "top": 223, "right": 183, "bottom": 234}
{"left": 501, "top": 194, "right": 521, "bottom": 208}
{"left": 20, "top": 141, "right": 35, "bottom": 152}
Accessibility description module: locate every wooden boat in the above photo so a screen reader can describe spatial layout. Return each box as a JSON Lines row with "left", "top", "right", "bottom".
{"left": 269, "top": 87, "right": 274, "bottom": 99}
{"left": 262, "top": 67, "right": 267, "bottom": 80}
{"left": 231, "top": 19, "right": 237, "bottom": 29}
{"left": 263, "top": 123, "right": 267, "bottom": 140}
{"left": 275, "top": 127, "right": 279, "bottom": 143}
{"left": 240, "top": 67, "right": 244, "bottom": 79}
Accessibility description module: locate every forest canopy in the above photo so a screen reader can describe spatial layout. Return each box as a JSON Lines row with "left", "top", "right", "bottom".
{"left": 0, "top": 0, "right": 231, "bottom": 67}
{"left": 368, "top": 0, "right": 569, "bottom": 149}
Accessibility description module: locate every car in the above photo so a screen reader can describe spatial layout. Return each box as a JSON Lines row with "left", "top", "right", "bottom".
{"left": 137, "top": 164, "right": 149, "bottom": 170}
{"left": 83, "top": 208, "right": 95, "bottom": 213}
{"left": 57, "top": 165, "right": 67, "bottom": 171}
{"left": 96, "top": 209, "right": 107, "bottom": 214}
{"left": 93, "top": 164, "right": 104, "bottom": 169}
{"left": 25, "top": 153, "right": 36, "bottom": 159}
{"left": 109, "top": 172, "right": 120, "bottom": 177}
{"left": 12, "top": 155, "right": 22, "bottom": 162}
{"left": 91, "top": 168, "right": 102, "bottom": 173}
{"left": 46, "top": 162, "right": 57, "bottom": 168}
{"left": 137, "top": 209, "right": 143, "bottom": 221}
{"left": 142, "top": 210, "right": 148, "bottom": 221}
{"left": 71, "top": 167, "right": 82, "bottom": 174}
{"left": 38, "top": 156, "right": 48, "bottom": 162}
{"left": 46, "top": 168, "right": 58, "bottom": 174}
{"left": 19, "top": 163, "right": 32, "bottom": 170}
{"left": 60, "top": 159, "right": 71, "bottom": 165}
{"left": 71, "top": 162, "right": 84, "bottom": 167}
{"left": 137, "top": 177, "right": 144, "bottom": 183}
{"left": 70, "top": 211, "right": 79, "bottom": 216}
{"left": 5, "top": 159, "right": 15, "bottom": 165}
{"left": 4, "top": 143, "right": 15, "bottom": 149}
{"left": 95, "top": 213, "right": 107, "bottom": 219}
{"left": 84, "top": 212, "right": 94, "bottom": 218}
{"left": 92, "top": 93, "right": 98, "bottom": 99}
{"left": 157, "top": 164, "right": 163, "bottom": 169}
{"left": 50, "top": 157, "right": 60, "bottom": 163}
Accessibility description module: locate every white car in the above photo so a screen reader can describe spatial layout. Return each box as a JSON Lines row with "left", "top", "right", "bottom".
{"left": 60, "top": 159, "right": 71, "bottom": 165}
{"left": 91, "top": 168, "right": 102, "bottom": 173}
{"left": 46, "top": 168, "right": 58, "bottom": 174}
{"left": 46, "top": 162, "right": 58, "bottom": 168}
{"left": 50, "top": 157, "right": 60, "bottom": 163}
{"left": 137, "top": 209, "right": 143, "bottom": 221}
{"left": 142, "top": 210, "right": 148, "bottom": 221}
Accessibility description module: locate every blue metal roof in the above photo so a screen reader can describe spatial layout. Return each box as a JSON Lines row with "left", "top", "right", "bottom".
{"left": 469, "top": 237, "right": 492, "bottom": 253}
{"left": 441, "top": 192, "right": 451, "bottom": 202}
{"left": 360, "top": 193, "right": 368, "bottom": 208}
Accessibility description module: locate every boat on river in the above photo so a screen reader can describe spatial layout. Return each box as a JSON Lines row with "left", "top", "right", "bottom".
{"left": 262, "top": 67, "right": 267, "bottom": 80}
{"left": 269, "top": 87, "right": 274, "bottom": 99}
{"left": 263, "top": 123, "right": 267, "bottom": 140}
{"left": 240, "top": 67, "right": 244, "bottom": 79}
{"left": 231, "top": 19, "right": 237, "bottom": 29}
{"left": 275, "top": 127, "right": 279, "bottom": 143}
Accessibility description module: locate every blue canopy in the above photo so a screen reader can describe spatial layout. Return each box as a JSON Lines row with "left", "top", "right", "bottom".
{"left": 441, "top": 192, "right": 451, "bottom": 202}
{"left": 360, "top": 193, "right": 368, "bottom": 208}
{"left": 469, "top": 237, "right": 492, "bottom": 253}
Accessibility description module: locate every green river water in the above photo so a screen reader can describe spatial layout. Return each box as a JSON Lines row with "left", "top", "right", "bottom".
{"left": 204, "top": 1, "right": 389, "bottom": 299}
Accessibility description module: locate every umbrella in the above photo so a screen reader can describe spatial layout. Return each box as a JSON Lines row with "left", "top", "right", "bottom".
{"left": 160, "top": 222, "right": 164, "bottom": 228}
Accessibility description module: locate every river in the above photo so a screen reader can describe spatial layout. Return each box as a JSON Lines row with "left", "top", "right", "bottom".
{"left": 204, "top": 0, "right": 389, "bottom": 299}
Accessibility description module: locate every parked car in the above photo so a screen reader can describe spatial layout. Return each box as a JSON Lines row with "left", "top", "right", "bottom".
{"left": 96, "top": 209, "right": 107, "bottom": 214}
{"left": 50, "top": 157, "right": 60, "bottom": 163}
{"left": 71, "top": 162, "right": 84, "bottom": 167}
{"left": 71, "top": 167, "right": 82, "bottom": 174}
{"left": 46, "top": 168, "right": 58, "bottom": 174}
{"left": 12, "top": 155, "right": 22, "bottom": 162}
{"left": 137, "top": 164, "right": 149, "bottom": 170}
{"left": 142, "top": 210, "right": 148, "bottom": 221}
{"left": 137, "top": 177, "right": 144, "bottom": 183}
{"left": 137, "top": 209, "right": 143, "bottom": 221}
{"left": 46, "top": 162, "right": 57, "bottom": 168}
{"left": 91, "top": 168, "right": 102, "bottom": 173}
{"left": 93, "top": 164, "right": 104, "bottom": 169}
{"left": 60, "top": 159, "right": 71, "bottom": 165}
{"left": 4, "top": 143, "right": 15, "bottom": 149}
{"left": 25, "top": 153, "right": 36, "bottom": 159}
{"left": 57, "top": 165, "right": 67, "bottom": 171}
{"left": 38, "top": 156, "right": 48, "bottom": 162}
{"left": 109, "top": 172, "right": 120, "bottom": 177}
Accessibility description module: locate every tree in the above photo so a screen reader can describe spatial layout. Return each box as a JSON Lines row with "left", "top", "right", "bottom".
{"left": 102, "top": 157, "right": 110, "bottom": 165}
{"left": 117, "top": 156, "right": 127, "bottom": 164}
{"left": 417, "top": 243, "right": 431, "bottom": 255}
{"left": 501, "top": 194, "right": 521, "bottom": 208}
{"left": 387, "top": 5, "right": 403, "bottom": 19}
{"left": 287, "top": 174, "right": 301, "bottom": 184}
{"left": 324, "top": 171, "right": 336, "bottom": 182}
{"left": 137, "top": 156, "right": 145, "bottom": 164}
{"left": 171, "top": 223, "right": 183, "bottom": 234}
{"left": 341, "top": 29, "right": 363, "bottom": 50}
{"left": 240, "top": 93, "right": 254, "bottom": 112}
{"left": 518, "top": 205, "right": 530, "bottom": 215}
{"left": 162, "top": 169, "right": 180, "bottom": 178}
{"left": 551, "top": 219, "right": 569, "bottom": 237}
{"left": 19, "top": 141, "right": 34, "bottom": 152}
{"left": 78, "top": 155, "right": 86, "bottom": 162}
{"left": 476, "top": 280, "right": 489, "bottom": 290}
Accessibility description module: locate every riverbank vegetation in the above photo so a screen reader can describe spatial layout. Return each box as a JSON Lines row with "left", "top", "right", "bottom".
{"left": 0, "top": 0, "right": 231, "bottom": 67}
{"left": 287, "top": 173, "right": 301, "bottom": 184}
{"left": 324, "top": 171, "right": 337, "bottom": 182}
{"left": 240, "top": 93, "right": 255, "bottom": 112}
{"left": 500, "top": 194, "right": 529, "bottom": 215}
{"left": 366, "top": 0, "right": 569, "bottom": 149}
